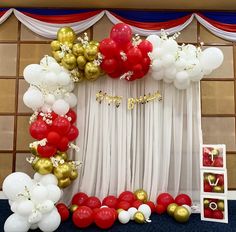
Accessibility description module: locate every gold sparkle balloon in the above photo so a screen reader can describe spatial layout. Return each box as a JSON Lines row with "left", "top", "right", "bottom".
{"left": 70, "top": 169, "right": 78, "bottom": 180}
{"left": 55, "top": 151, "right": 68, "bottom": 161}
{"left": 134, "top": 189, "right": 148, "bottom": 203}
{"left": 57, "top": 27, "right": 76, "bottom": 44}
{"left": 211, "top": 149, "right": 219, "bottom": 156}
{"left": 70, "top": 204, "right": 78, "bottom": 213}
{"left": 33, "top": 158, "right": 53, "bottom": 175}
{"left": 167, "top": 203, "right": 178, "bottom": 217}
{"left": 58, "top": 177, "right": 72, "bottom": 188}
{"left": 89, "top": 40, "right": 99, "bottom": 46}
{"left": 53, "top": 163, "right": 72, "bottom": 179}
{"left": 62, "top": 53, "right": 77, "bottom": 70}
{"left": 213, "top": 186, "right": 224, "bottom": 193}
{"left": 77, "top": 55, "right": 87, "bottom": 70}
{"left": 85, "top": 62, "right": 101, "bottom": 81}
{"left": 72, "top": 43, "right": 84, "bottom": 56}
{"left": 204, "top": 199, "right": 210, "bottom": 208}
{"left": 84, "top": 44, "right": 98, "bottom": 61}
{"left": 173, "top": 206, "right": 190, "bottom": 223}
{"left": 52, "top": 51, "right": 63, "bottom": 62}
{"left": 205, "top": 174, "right": 216, "bottom": 183}
{"left": 50, "top": 40, "right": 61, "bottom": 51}
{"left": 134, "top": 211, "right": 145, "bottom": 224}
{"left": 117, "top": 209, "right": 124, "bottom": 214}
{"left": 217, "top": 200, "right": 224, "bottom": 211}
{"left": 29, "top": 145, "right": 38, "bottom": 156}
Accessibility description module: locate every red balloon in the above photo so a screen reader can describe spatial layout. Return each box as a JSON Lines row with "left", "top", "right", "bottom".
{"left": 29, "top": 120, "right": 49, "bottom": 140}
{"left": 126, "top": 47, "right": 142, "bottom": 65}
{"left": 37, "top": 143, "right": 56, "bottom": 158}
{"left": 138, "top": 40, "right": 153, "bottom": 56}
{"left": 57, "top": 136, "right": 69, "bottom": 152}
{"left": 71, "top": 192, "right": 88, "bottom": 206}
{"left": 142, "top": 56, "right": 151, "bottom": 74}
{"left": 132, "top": 200, "right": 143, "bottom": 209}
{"left": 118, "top": 191, "right": 136, "bottom": 204}
{"left": 212, "top": 210, "right": 224, "bottom": 219}
{"left": 204, "top": 208, "right": 213, "bottom": 218}
{"left": 203, "top": 156, "right": 212, "bottom": 166}
{"left": 130, "top": 63, "right": 144, "bottom": 80}
{"left": 111, "top": 208, "right": 118, "bottom": 220}
{"left": 216, "top": 174, "right": 224, "bottom": 185}
{"left": 72, "top": 206, "right": 94, "bottom": 228}
{"left": 85, "top": 197, "right": 101, "bottom": 210}
{"left": 156, "top": 204, "right": 166, "bottom": 214}
{"left": 51, "top": 116, "right": 71, "bottom": 136}
{"left": 101, "top": 58, "right": 118, "bottom": 74}
{"left": 56, "top": 203, "right": 69, "bottom": 221}
{"left": 99, "top": 38, "right": 119, "bottom": 58}
{"left": 117, "top": 201, "right": 131, "bottom": 211}
{"left": 213, "top": 157, "right": 223, "bottom": 167}
{"left": 94, "top": 208, "right": 116, "bottom": 229}
{"left": 66, "top": 109, "right": 77, "bottom": 124}
{"left": 110, "top": 23, "right": 132, "bottom": 47}
{"left": 47, "top": 131, "right": 61, "bottom": 146}
{"left": 204, "top": 181, "right": 213, "bottom": 192}
{"left": 67, "top": 125, "right": 79, "bottom": 141}
{"left": 175, "top": 194, "right": 192, "bottom": 206}
{"left": 102, "top": 195, "right": 118, "bottom": 209}
{"left": 156, "top": 193, "right": 174, "bottom": 209}
{"left": 146, "top": 201, "right": 156, "bottom": 213}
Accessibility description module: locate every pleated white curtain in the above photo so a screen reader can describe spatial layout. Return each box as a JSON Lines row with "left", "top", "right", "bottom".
{"left": 63, "top": 75, "right": 202, "bottom": 203}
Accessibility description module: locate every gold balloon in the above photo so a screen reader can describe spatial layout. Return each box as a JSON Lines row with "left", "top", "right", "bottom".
{"left": 74, "top": 69, "right": 85, "bottom": 83}
{"left": 213, "top": 186, "right": 224, "bottom": 193}
{"left": 211, "top": 149, "right": 219, "bottom": 156}
{"left": 57, "top": 27, "right": 76, "bottom": 44}
{"left": 70, "top": 204, "right": 78, "bottom": 213}
{"left": 70, "top": 169, "right": 78, "bottom": 180}
{"left": 33, "top": 158, "right": 53, "bottom": 175}
{"left": 89, "top": 40, "right": 99, "bottom": 46}
{"left": 63, "top": 41, "right": 73, "bottom": 50}
{"left": 53, "top": 163, "right": 72, "bottom": 179}
{"left": 62, "top": 53, "right": 77, "bottom": 70}
{"left": 173, "top": 206, "right": 190, "bottom": 223}
{"left": 217, "top": 200, "right": 224, "bottom": 211}
{"left": 51, "top": 40, "right": 61, "bottom": 51}
{"left": 134, "top": 211, "right": 145, "bottom": 224}
{"left": 72, "top": 43, "right": 84, "bottom": 56}
{"left": 84, "top": 45, "right": 98, "bottom": 61}
{"left": 134, "top": 189, "right": 148, "bottom": 203}
{"left": 205, "top": 174, "right": 216, "bottom": 183}
{"left": 167, "top": 203, "right": 178, "bottom": 217}
{"left": 29, "top": 145, "right": 38, "bottom": 156}
{"left": 117, "top": 209, "right": 124, "bottom": 214}
{"left": 55, "top": 151, "right": 68, "bottom": 161}
{"left": 52, "top": 51, "right": 63, "bottom": 62}
{"left": 85, "top": 62, "right": 101, "bottom": 81}
{"left": 58, "top": 177, "right": 72, "bottom": 188}
{"left": 204, "top": 199, "right": 210, "bottom": 208}
{"left": 77, "top": 55, "right": 87, "bottom": 70}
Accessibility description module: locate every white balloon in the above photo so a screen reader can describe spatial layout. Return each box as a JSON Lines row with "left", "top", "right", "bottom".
{"left": 10, "top": 201, "right": 18, "bottom": 213}
{"left": 52, "top": 99, "right": 70, "bottom": 115}
{"left": 162, "top": 39, "right": 178, "bottom": 55}
{"left": 37, "top": 200, "right": 54, "bottom": 214}
{"left": 45, "top": 94, "right": 56, "bottom": 105}
{"left": 128, "top": 207, "right": 138, "bottom": 220}
{"left": 40, "top": 56, "right": 56, "bottom": 66}
{"left": 175, "top": 58, "right": 187, "bottom": 70}
{"left": 28, "top": 210, "right": 43, "bottom": 224}
{"left": 34, "top": 173, "right": 43, "bottom": 182}
{"left": 46, "top": 185, "right": 61, "bottom": 203}
{"left": 164, "top": 67, "right": 176, "bottom": 81}
{"left": 138, "top": 204, "right": 151, "bottom": 220}
{"left": 146, "top": 35, "right": 162, "bottom": 48}
{"left": 176, "top": 71, "right": 189, "bottom": 82}
{"left": 43, "top": 71, "right": 58, "bottom": 86}
{"left": 48, "top": 62, "right": 61, "bottom": 73}
{"left": 202, "top": 68, "right": 213, "bottom": 75}
{"left": 152, "top": 47, "right": 164, "bottom": 58}
{"left": 40, "top": 174, "right": 58, "bottom": 186}
{"left": 31, "top": 185, "right": 48, "bottom": 203}
{"left": 23, "top": 64, "right": 43, "bottom": 85}
{"left": 41, "top": 104, "right": 52, "bottom": 113}
{"left": 23, "top": 89, "right": 44, "bottom": 110}
{"left": 16, "top": 200, "right": 34, "bottom": 216}
{"left": 64, "top": 81, "right": 75, "bottom": 92}
{"left": 151, "top": 59, "right": 163, "bottom": 71}
{"left": 174, "top": 78, "right": 190, "bottom": 90}
{"left": 3, "top": 172, "right": 32, "bottom": 201}
{"left": 57, "top": 72, "right": 71, "bottom": 86}
{"left": 38, "top": 209, "right": 61, "bottom": 232}
{"left": 64, "top": 93, "right": 77, "bottom": 108}
{"left": 4, "top": 213, "right": 30, "bottom": 232}
{"left": 118, "top": 210, "right": 130, "bottom": 224}
{"left": 162, "top": 54, "right": 175, "bottom": 67}
{"left": 187, "top": 60, "right": 202, "bottom": 77}
{"left": 30, "top": 224, "right": 38, "bottom": 230}
{"left": 151, "top": 70, "right": 164, "bottom": 81}
{"left": 182, "top": 204, "right": 192, "bottom": 215}
{"left": 190, "top": 71, "right": 204, "bottom": 82}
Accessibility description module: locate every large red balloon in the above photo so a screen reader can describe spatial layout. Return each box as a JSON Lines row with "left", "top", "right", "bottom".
{"left": 66, "top": 109, "right": 77, "bottom": 124}
{"left": 138, "top": 40, "right": 153, "bottom": 56}
{"left": 94, "top": 208, "right": 116, "bottom": 229}
{"left": 47, "top": 131, "right": 61, "bottom": 146}
{"left": 67, "top": 125, "right": 79, "bottom": 141}
{"left": 117, "top": 201, "right": 131, "bottom": 211}
{"left": 84, "top": 196, "right": 101, "bottom": 209}
{"left": 204, "top": 208, "right": 213, "bottom": 218}
{"left": 51, "top": 116, "right": 70, "bottom": 136}
{"left": 110, "top": 23, "right": 132, "bottom": 48}
{"left": 71, "top": 192, "right": 89, "bottom": 206}
{"left": 102, "top": 195, "right": 118, "bottom": 209}
{"left": 99, "top": 38, "right": 118, "bottom": 58}
{"left": 101, "top": 58, "right": 118, "bottom": 74}
{"left": 175, "top": 194, "right": 192, "bottom": 206}
{"left": 72, "top": 206, "right": 94, "bottom": 228}
{"left": 216, "top": 174, "right": 224, "bottom": 185}
{"left": 126, "top": 47, "right": 142, "bottom": 65}
{"left": 29, "top": 120, "right": 49, "bottom": 140}
{"left": 56, "top": 203, "right": 69, "bottom": 221}
{"left": 132, "top": 200, "right": 143, "bottom": 209}
{"left": 118, "top": 191, "right": 136, "bottom": 204}
{"left": 156, "top": 204, "right": 166, "bottom": 214}
{"left": 212, "top": 210, "right": 224, "bottom": 219}
{"left": 37, "top": 143, "right": 57, "bottom": 158}
{"left": 57, "top": 136, "right": 69, "bottom": 152}
{"left": 204, "top": 181, "right": 213, "bottom": 192}
{"left": 156, "top": 193, "right": 174, "bottom": 209}
{"left": 142, "top": 56, "right": 151, "bottom": 74}
{"left": 213, "top": 157, "right": 223, "bottom": 167}
{"left": 146, "top": 201, "right": 156, "bottom": 213}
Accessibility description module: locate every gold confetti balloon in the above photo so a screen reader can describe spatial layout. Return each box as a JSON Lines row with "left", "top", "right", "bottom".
{"left": 84, "top": 44, "right": 98, "bottom": 61}
{"left": 52, "top": 51, "right": 63, "bottom": 62}
{"left": 217, "top": 200, "right": 224, "bottom": 211}
{"left": 213, "top": 186, "right": 224, "bottom": 193}
{"left": 58, "top": 177, "right": 72, "bottom": 189}
{"left": 53, "top": 163, "right": 72, "bottom": 179}
{"left": 57, "top": 27, "right": 76, "bottom": 44}
{"left": 72, "top": 43, "right": 84, "bottom": 56}
{"left": 50, "top": 40, "right": 61, "bottom": 51}
{"left": 77, "top": 55, "right": 87, "bottom": 70}
{"left": 55, "top": 151, "right": 68, "bottom": 161}
{"left": 134, "top": 189, "right": 148, "bottom": 203}
{"left": 173, "top": 206, "right": 190, "bottom": 223}
{"left": 204, "top": 199, "right": 210, "bottom": 208}
{"left": 211, "top": 149, "right": 219, "bottom": 156}
{"left": 205, "top": 174, "right": 216, "bottom": 183}
{"left": 167, "top": 203, "right": 178, "bottom": 217}
{"left": 85, "top": 62, "right": 101, "bottom": 81}
{"left": 33, "top": 158, "right": 53, "bottom": 175}
{"left": 134, "top": 211, "right": 145, "bottom": 224}
{"left": 69, "top": 204, "right": 78, "bottom": 213}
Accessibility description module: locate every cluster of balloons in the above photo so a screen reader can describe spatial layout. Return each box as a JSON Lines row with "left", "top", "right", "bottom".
{"left": 23, "top": 56, "right": 77, "bottom": 114}
{"left": 204, "top": 198, "right": 225, "bottom": 219}
{"left": 3, "top": 172, "right": 62, "bottom": 232}
{"left": 204, "top": 173, "right": 224, "bottom": 193}
{"left": 51, "top": 27, "right": 101, "bottom": 81}
{"left": 99, "top": 23, "right": 153, "bottom": 81}
{"left": 148, "top": 34, "right": 224, "bottom": 89}
{"left": 203, "top": 147, "right": 223, "bottom": 168}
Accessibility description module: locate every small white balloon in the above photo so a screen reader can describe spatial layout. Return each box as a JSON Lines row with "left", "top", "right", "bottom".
{"left": 162, "top": 54, "right": 175, "bottom": 67}
{"left": 182, "top": 204, "right": 192, "bottom": 215}
{"left": 202, "top": 68, "right": 213, "bottom": 75}
{"left": 10, "top": 201, "right": 18, "bottom": 213}
{"left": 64, "top": 81, "right": 75, "bottom": 92}
{"left": 118, "top": 210, "right": 130, "bottom": 224}
{"left": 128, "top": 207, "right": 138, "bottom": 220}
{"left": 151, "top": 59, "right": 163, "bottom": 71}
{"left": 174, "top": 78, "right": 190, "bottom": 90}
{"left": 4, "top": 213, "right": 30, "bottom": 232}
{"left": 164, "top": 67, "right": 176, "bottom": 81}
{"left": 162, "top": 39, "right": 178, "bottom": 55}
{"left": 40, "top": 174, "right": 58, "bottom": 186}
{"left": 57, "top": 72, "right": 71, "bottom": 86}
{"left": 48, "top": 62, "right": 61, "bottom": 73}
{"left": 23, "top": 64, "right": 43, "bottom": 85}
{"left": 40, "top": 56, "right": 56, "bottom": 66}
{"left": 152, "top": 47, "right": 164, "bottom": 58}
{"left": 64, "top": 93, "right": 77, "bottom": 108}
{"left": 16, "top": 199, "right": 34, "bottom": 216}
{"left": 52, "top": 99, "right": 70, "bottom": 115}
{"left": 175, "top": 58, "right": 187, "bottom": 70}
{"left": 45, "top": 94, "right": 56, "bottom": 106}
{"left": 190, "top": 71, "right": 204, "bottom": 82}
{"left": 43, "top": 71, "right": 58, "bottom": 86}
{"left": 146, "top": 35, "right": 162, "bottom": 48}
{"left": 151, "top": 70, "right": 164, "bottom": 81}
{"left": 23, "top": 89, "right": 44, "bottom": 110}
{"left": 34, "top": 173, "right": 43, "bottom": 182}
{"left": 41, "top": 104, "right": 52, "bottom": 113}
{"left": 138, "top": 204, "right": 151, "bottom": 220}
{"left": 30, "top": 224, "right": 38, "bottom": 230}
{"left": 31, "top": 185, "right": 48, "bottom": 203}
{"left": 46, "top": 185, "right": 61, "bottom": 203}
{"left": 37, "top": 200, "right": 54, "bottom": 214}
{"left": 28, "top": 210, "right": 43, "bottom": 224}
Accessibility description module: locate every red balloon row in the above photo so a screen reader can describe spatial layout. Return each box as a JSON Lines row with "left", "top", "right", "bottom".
{"left": 29, "top": 109, "right": 79, "bottom": 158}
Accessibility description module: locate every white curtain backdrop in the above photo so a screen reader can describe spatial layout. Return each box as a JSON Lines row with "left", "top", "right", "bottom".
{"left": 63, "top": 75, "right": 202, "bottom": 204}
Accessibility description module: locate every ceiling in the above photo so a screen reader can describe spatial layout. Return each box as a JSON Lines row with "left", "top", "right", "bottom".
{"left": 1, "top": 0, "right": 236, "bottom": 10}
